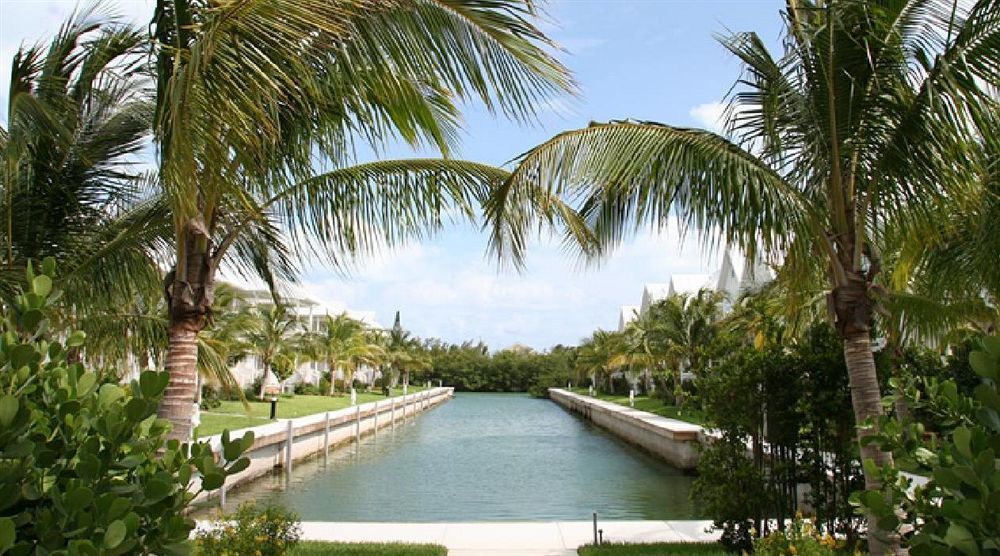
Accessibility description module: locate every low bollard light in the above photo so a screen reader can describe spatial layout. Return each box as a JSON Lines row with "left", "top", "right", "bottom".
{"left": 269, "top": 396, "right": 278, "bottom": 419}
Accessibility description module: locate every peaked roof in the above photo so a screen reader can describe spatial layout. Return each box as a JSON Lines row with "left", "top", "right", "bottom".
{"left": 668, "top": 274, "right": 711, "bottom": 296}
{"left": 640, "top": 283, "right": 671, "bottom": 314}
{"left": 739, "top": 252, "right": 772, "bottom": 294}
{"left": 618, "top": 305, "right": 640, "bottom": 331}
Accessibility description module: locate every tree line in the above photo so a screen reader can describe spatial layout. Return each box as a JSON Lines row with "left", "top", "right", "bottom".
{"left": 2, "top": 1, "right": 997, "bottom": 553}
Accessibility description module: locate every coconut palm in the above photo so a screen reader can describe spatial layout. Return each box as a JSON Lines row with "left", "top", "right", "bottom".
{"left": 636, "top": 290, "right": 724, "bottom": 406}
{"left": 383, "top": 311, "right": 432, "bottom": 389}
{"left": 148, "top": 0, "right": 573, "bottom": 440}
{"left": 312, "top": 313, "right": 384, "bottom": 395}
{"left": 490, "top": 3, "right": 996, "bottom": 551}
{"left": 575, "top": 330, "right": 625, "bottom": 393}
{"left": 242, "top": 300, "right": 307, "bottom": 398}
{"left": 0, "top": 9, "right": 166, "bottom": 316}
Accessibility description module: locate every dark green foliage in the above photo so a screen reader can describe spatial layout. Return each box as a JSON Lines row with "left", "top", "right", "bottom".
{"left": 0, "top": 260, "right": 252, "bottom": 555}
{"left": 414, "top": 342, "right": 576, "bottom": 395}
{"left": 194, "top": 503, "right": 301, "bottom": 556}
{"left": 694, "top": 325, "right": 863, "bottom": 553}
{"left": 856, "top": 335, "right": 1000, "bottom": 554}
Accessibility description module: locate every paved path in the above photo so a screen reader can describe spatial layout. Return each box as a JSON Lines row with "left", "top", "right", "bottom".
{"left": 299, "top": 520, "right": 720, "bottom": 555}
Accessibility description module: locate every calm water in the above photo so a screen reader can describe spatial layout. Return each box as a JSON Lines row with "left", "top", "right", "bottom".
{"left": 211, "top": 393, "right": 698, "bottom": 521}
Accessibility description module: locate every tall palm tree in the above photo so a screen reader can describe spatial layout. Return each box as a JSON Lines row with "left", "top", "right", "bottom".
{"left": 575, "top": 330, "right": 625, "bottom": 393}
{"left": 0, "top": 8, "right": 166, "bottom": 316}
{"left": 243, "top": 301, "right": 306, "bottom": 399}
{"left": 635, "top": 290, "right": 724, "bottom": 406}
{"left": 490, "top": 3, "right": 996, "bottom": 551}
{"left": 313, "top": 313, "right": 384, "bottom": 395}
{"left": 383, "top": 311, "right": 431, "bottom": 389}
{"left": 149, "top": 0, "right": 574, "bottom": 440}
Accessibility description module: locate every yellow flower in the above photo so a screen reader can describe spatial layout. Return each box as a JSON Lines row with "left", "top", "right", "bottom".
{"left": 789, "top": 544, "right": 798, "bottom": 555}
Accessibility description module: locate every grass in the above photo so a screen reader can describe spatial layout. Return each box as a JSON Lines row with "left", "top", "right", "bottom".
{"left": 577, "top": 542, "right": 729, "bottom": 555}
{"left": 195, "top": 386, "right": 427, "bottom": 438}
{"left": 568, "top": 388, "right": 706, "bottom": 426}
{"left": 290, "top": 541, "right": 446, "bottom": 555}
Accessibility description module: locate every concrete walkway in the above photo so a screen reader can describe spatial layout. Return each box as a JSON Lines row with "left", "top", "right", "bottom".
{"left": 299, "top": 520, "right": 720, "bottom": 555}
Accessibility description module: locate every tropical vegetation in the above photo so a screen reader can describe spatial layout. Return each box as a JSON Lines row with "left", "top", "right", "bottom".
{"left": 2, "top": 1, "right": 998, "bottom": 554}
{"left": 0, "top": 261, "right": 252, "bottom": 554}
{"left": 491, "top": 1, "right": 998, "bottom": 551}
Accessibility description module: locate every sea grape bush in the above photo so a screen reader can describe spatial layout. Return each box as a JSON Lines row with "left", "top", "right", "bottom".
{"left": 856, "top": 335, "right": 1000, "bottom": 555}
{"left": 0, "top": 259, "right": 254, "bottom": 555}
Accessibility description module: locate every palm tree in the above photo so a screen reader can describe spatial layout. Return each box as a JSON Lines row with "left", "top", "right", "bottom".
{"left": 312, "top": 313, "right": 384, "bottom": 396}
{"left": 149, "top": 0, "right": 574, "bottom": 440}
{"left": 490, "top": 3, "right": 996, "bottom": 551}
{"left": 0, "top": 8, "right": 166, "bottom": 317}
{"left": 243, "top": 301, "right": 306, "bottom": 399}
{"left": 575, "top": 330, "right": 625, "bottom": 393}
{"left": 634, "top": 290, "right": 723, "bottom": 406}
{"left": 383, "top": 311, "right": 431, "bottom": 390}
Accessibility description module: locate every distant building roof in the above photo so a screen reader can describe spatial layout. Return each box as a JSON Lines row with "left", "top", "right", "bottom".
{"left": 618, "top": 305, "right": 640, "bottom": 331}
{"left": 668, "top": 274, "right": 711, "bottom": 296}
{"left": 739, "top": 252, "right": 772, "bottom": 294}
{"left": 640, "top": 283, "right": 671, "bottom": 315}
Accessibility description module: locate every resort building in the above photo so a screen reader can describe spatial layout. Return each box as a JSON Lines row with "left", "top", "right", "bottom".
{"left": 626, "top": 249, "right": 772, "bottom": 325}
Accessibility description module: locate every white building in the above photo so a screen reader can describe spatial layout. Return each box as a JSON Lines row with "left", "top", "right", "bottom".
{"left": 618, "top": 305, "right": 640, "bottom": 332}
{"left": 623, "top": 249, "right": 773, "bottom": 325}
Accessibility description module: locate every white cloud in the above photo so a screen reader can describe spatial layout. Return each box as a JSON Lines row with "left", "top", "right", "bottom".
{"left": 689, "top": 101, "right": 727, "bottom": 133}
{"left": 279, "top": 218, "right": 742, "bottom": 350}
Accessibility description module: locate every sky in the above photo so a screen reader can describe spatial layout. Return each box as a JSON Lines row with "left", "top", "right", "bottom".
{"left": 0, "top": 0, "right": 785, "bottom": 350}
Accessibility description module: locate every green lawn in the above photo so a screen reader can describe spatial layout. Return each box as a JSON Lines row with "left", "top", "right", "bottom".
{"left": 290, "top": 541, "right": 446, "bottom": 555}
{"left": 578, "top": 542, "right": 729, "bottom": 555}
{"left": 195, "top": 387, "right": 427, "bottom": 438}
{"left": 568, "top": 388, "right": 705, "bottom": 425}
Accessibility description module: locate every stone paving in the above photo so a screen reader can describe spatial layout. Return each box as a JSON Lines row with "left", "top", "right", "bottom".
{"left": 298, "top": 520, "right": 720, "bottom": 555}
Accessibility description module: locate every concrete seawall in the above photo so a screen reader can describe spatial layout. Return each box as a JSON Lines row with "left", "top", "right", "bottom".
{"left": 199, "top": 387, "right": 454, "bottom": 501}
{"left": 548, "top": 388, "right": 701, "bottom": 470}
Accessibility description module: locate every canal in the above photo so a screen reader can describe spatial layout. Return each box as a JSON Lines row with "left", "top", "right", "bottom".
{"left": 209, "top": 393, "right": 698, "bottom": 521}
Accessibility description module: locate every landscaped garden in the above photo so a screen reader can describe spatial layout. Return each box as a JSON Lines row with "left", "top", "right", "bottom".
{"left": 195, "top": 388, "right": 425, "bottom": 438}
{"left": 1, "top": 0, "right": 997, "bottom": 554}
{"left": 567, "top": 388, "right": 706, "bottom": 425}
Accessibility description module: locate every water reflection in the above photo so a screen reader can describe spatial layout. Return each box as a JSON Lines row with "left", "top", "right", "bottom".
{"left": 204, "top": 393, "right": 698, "bottom": 521}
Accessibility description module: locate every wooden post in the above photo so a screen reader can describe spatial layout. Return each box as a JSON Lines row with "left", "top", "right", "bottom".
{"left": 355, "top": 405, "right": 361, "bottom": 444}
{"left": 391, "top": 397, "right": 396, "bottom": 430}
{"left": 374, "top": 401, "right": 379, "bottom": 436}
{"left": 323, "top": 412, "right": 330, "bottom": 456}
{"left": 285, "top": 419, "right": 293, "bottom": 476}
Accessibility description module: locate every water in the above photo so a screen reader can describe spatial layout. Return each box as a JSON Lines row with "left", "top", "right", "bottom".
{"left": 212, "top": 393, "right": 698, "bottom": 521}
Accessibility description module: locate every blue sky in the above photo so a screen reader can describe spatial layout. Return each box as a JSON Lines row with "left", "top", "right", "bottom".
{"left": 0, "top": 0, "right": 784, "bottom": 349}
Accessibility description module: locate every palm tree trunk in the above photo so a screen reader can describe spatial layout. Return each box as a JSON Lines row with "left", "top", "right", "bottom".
{"left": 258, "top": 358, "right": 270, "bottom": 400}
{"left": 843, "top": 331, "right": 902, "bottom": 555}
{"left": 834, "top": 276, "right": 902, "bottom": 555}
{"left": 157, "top": 225, "right": 214, "bottom": 442}
{"left": 159, "top": 322, "right": 200, "bottom": 442}
{"left": 329, "top": 362, "right": 337, "bottom": 395}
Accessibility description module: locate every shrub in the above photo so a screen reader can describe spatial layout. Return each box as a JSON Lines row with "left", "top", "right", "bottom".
{"left": 857, "top": 335, "right": 1000, "bottom": 555}
{"left": 194, "top": 503, "right": 301, "bottom": 556}
{"left": 294, "top": 382, "right": 321, "bottom": 396}
{"left": 0, "top": 260, "right": 253, "bottom": 555}
{"left": 753, "top": 514, "right": 849, "bottom": 555}
{"left": 694, "top": 325, "right": 863, "bottom": 552}
{"left": 201, "top": 385, "right": 223, "bottom": 410}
